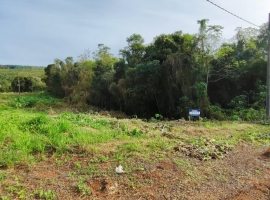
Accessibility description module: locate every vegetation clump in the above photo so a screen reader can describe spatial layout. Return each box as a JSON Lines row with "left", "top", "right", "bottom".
{"left": 35, "top": 20, "right": 268, "bottom": 120}
{"left": 174, "top": 137, "right": 233, "bottom": 160}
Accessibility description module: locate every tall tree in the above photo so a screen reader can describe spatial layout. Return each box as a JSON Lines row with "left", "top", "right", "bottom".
{"left": 197, "top": 19, "right": 223, "bottom": 92}
{"left": 120, "top": 34, "right": 145, "bottom": 67}
{"left": 87, "top": 44, "right": 118, "bottom": 109}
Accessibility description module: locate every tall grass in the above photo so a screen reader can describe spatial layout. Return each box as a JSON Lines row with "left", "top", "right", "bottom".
{"left": 0, "top": 98, "right": 129, "bottom": 167}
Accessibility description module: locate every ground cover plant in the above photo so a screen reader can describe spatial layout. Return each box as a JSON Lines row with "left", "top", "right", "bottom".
{"left": 0, "top": 92, "right": 269, "bottom": 199}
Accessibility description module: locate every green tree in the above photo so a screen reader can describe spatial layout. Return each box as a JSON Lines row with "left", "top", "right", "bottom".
{"left": 87, "top": 44, "right": 118, "bottom": 109}
{"left": 197, "top": 19, "right": 223, "bottom": 92}
{"left": 120, "top": 34, "right": 145, "bottom": 67}
{"left": 44, "top": 63, "right": 65, "bottom": 97}
{"left": 109, "top": 79, "right": 126, "bottom": 111}
{"left": 11, "top": 76, "right": 34, "bottom": 93}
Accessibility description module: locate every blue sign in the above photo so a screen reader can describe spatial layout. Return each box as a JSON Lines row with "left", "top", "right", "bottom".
{"left": 189, "top": 109, "right": 200, "bottom": 117}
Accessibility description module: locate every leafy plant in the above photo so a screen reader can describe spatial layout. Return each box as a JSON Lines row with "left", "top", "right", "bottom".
{"left": 75, "top": 177, "right": 90, "bottom": 196}
{"left": 155, "top": 113, "right": 163, "bottom": 120}
{"left": 127, "top": 127, "right": 143, "bottom": 137}
{"left": 0, "top": 196, "right": 10, "bottom": 200}
{"left": 34, "top": 189, "right": 57, "bottom": 200}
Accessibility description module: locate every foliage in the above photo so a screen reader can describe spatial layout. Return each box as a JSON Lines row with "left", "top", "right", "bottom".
{"left": 40, "top": 19, "right": 267, "bottom": 120}
{"left": 0, "top": 67, "right": 45, "bottom": 92}
{"left": 205, "top": 105, "right": 226, "bottom": 120}
{"left": 177, "top": 136, "right": 234, "bottom": 160}
{"left": 155, "top": 113, "right": 163, "bottom": 120}
{"left": 120, "top": 34, "right": 145, "bottom": 67}
{"left": 34, "top": 189, "right": 57, "bottom": 200}
{"left": 8, "top": 93, "right": 57, "bottom": 108}
{"left": 75, "top": 177, "right": 90, "bottom": 196}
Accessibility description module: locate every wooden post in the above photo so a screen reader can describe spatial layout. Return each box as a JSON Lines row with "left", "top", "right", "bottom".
{"left": 266, "top": 13, "right": 270, "bottom": 119}
{"left": 17, "top": 78, "right": 21, "bottom": 95}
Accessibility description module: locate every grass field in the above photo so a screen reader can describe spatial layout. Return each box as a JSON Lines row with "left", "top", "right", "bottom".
{"left": 0, "top": 68, "right": 45, "bottom": 92}
{"left": 0, "top": 92, "right": 269, "bottom": 199}
{"left": 0, "top": 68, "right": 45, "bottom": 79}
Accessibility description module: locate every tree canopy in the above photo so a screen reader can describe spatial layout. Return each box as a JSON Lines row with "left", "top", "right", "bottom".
{"left": 42, "top": 19, "right": 268, "bottom": 120}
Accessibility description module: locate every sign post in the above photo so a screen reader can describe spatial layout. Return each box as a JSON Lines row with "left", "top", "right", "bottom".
{"left": 189, "top": 109, "right": 201, "bottom": 121}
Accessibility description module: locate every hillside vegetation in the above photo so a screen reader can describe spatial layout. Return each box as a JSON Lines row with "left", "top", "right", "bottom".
{"left": 0, "top": 92, "right": 269, "bottom": 199}
{"left": 0, "top": 66, "right": 45, "bottom": 93}
{"left": 42, "top": 21, "right": 268, "bottom": 120}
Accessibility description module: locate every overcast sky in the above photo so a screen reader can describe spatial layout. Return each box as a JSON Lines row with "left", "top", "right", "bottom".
{"left": 1, "top": 0, "right": 269, "bottom": 66}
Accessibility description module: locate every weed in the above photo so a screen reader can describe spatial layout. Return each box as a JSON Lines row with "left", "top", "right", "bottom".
{"left": 129, "top": 175, "right": 135, "bottom": 181}
{"left": 75, "top": 177, "right": 90, "bottom": 196}
{"left": 240, "top": 132, "right": 270, "bottom": 144}
{"left": 174, "top": 158, "right": 192, "bottom": 169}
{"left": 184, "top": 170, "right": 194, "bottom": 177}
{"left": 136, "top": 166, "right": 144, "bottom": 171}
{"left": 68, "top": 172, "right": 76, "bottom": 179}
{"left": 0, "top": 172, "right": 8, "bottom": 181}
{"left": 9, "top": 94, "right": 56, "bottom": 108}
{"left": 118, "top": 143, "right": 139, "bottom": 152}
{"left": 6, "top": 182, "right": 24, "bottom": 197}
{"left": 74, "top": 161, "right": 82, "bottom": 169}
{"left": 127, "top": 127, "right": 143, "bottom": 137}
{"left": 17, "top": 189, "right": 27, "bottom": 199}
{"left": 20, "top": 115, "right": 52, "bottom": 135}
{"left": 79, "top": 163, "right": 98, "bottom": 176}
{"left": 120, "top": 124, "right": 128, "bottom": 132}
{"left": 55, "top": 158, "right": 64, "bottom": 166}
{"left": 0, "top": 196, "right": 10, "bottom": 200}
{"left": 155, "top": 113, "right": 163, "bottom": 120}
{"left": 114, "top": 153, "right": 124, "bottom": 162}
{"left": 129, "top": 181, "right": 136, "bottom": 189}
{"left": 90, "top": 155, "right": 109, "bottom": 163}
{"left": 179, "top": 136, "right": 233, "bottom": 160}
{"left": 34, "top": 189, "right": 57, "bottom": 200}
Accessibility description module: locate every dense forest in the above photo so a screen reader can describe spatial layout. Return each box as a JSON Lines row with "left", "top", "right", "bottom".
{"left": 7, "top": 20, "right": 270, "bottom": 120}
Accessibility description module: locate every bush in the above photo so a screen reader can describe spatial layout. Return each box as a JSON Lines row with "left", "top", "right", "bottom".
{"left": 206, "top": 105, "right": 226, "bottom": 120}
{"left": 9, "top": 93, "right": 56, "bottom": 108}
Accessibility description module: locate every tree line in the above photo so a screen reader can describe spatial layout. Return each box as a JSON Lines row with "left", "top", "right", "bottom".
{"left": 43, "top": 19, "right": 268, "bottom": 120}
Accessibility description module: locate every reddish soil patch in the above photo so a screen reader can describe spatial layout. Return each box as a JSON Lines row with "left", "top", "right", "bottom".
{"left": 0, "top": 145, "right": 269, "bottom": 199}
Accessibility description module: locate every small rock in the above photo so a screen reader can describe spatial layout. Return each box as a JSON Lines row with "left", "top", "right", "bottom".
{"left": 115, "top": 165, "right": 125, "bottom": 174}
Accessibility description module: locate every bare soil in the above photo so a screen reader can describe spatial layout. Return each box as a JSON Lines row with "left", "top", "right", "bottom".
{"left": 1, "top": 144, "right": 269, "bottom": 200}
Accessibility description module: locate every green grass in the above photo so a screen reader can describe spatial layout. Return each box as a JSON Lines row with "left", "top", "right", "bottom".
{"left": 0, "top": 93, "right": 147, "bottom": 167}
{"left": 0, "top": 68, "right": 44, "bottom": 80}
{"left": 0, "top": 92, "right": 269, "bottom": 169}
{"left": 0, "top": 109, "right": 124, "bottom": 167}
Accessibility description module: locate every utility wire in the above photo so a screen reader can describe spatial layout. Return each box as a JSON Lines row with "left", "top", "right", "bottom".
{"left": 206, "top": 0, "right": 261, "bottom": 28}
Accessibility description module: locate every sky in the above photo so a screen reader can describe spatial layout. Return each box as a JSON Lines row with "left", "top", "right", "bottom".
{"left": 0, "top": 0, "right": 269, "bottom": 66}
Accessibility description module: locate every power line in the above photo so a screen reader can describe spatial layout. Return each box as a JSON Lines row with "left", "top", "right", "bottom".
{"left": 206, "top": 0, "right": 261, "bottom": 28}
